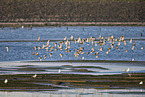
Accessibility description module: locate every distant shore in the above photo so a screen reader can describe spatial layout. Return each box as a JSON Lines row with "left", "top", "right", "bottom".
{"left": 0, "top": 22, "right": 145, "bottom": 27}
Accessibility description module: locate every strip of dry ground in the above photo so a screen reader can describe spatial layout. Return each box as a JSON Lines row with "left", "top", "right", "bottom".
{"left": 0, "top": 22, "right": 145, "bottom": 27}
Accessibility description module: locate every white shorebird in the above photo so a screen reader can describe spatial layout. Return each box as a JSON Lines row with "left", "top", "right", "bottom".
{"left": 58, "top": 69, "right": 61, "bottom": 73}
{"left": 38, "top": 47, "right": 41, "bottom": 50}
{"left": 5, "top": 47, "right": 9, "bottom": 52}
{"left": 54, "top": 48, "right": 58, "bottom": 51}
{"left": 59, "top": 53, "right": 63, "bottom": 58}
{"left": 99, "top": 47, "right": 103, "bottom": 51}
{"left": 128, "top": 73, "right": 132, "bottom": 77}
{"left": 77, "top": 37, "right": 81, "bottom": 43}
{"left": 32, "top": 52, "right": 35, "bottom": 55}
{"left": 46, "top": 47, "right": 49, "bottom": 51}
{"left": 98, "top": 35, "right": 101, "bottom": 39}
{"left": 132, "top": 46, "right": 135, "bottom": 50}
{"left": 34, "top": 46, "right": 37, "bottom": 50}
{"left": 53, "top": 43, "right": 57, "bottom": 47}
{"left": 47, "top": 40, "right": 50, "bottom": 45}
{"left": 49, "top": 53, "right": 52, "bottom": 58}
{"left": 57, "top": 44, "right": 63, "bottom": 49}
{"left": 110, "top": 44, "right": 113, "bottom": 48}
{"left": 81, "top": 57, "right": 84, "bottom": 60}
{"left": 118, "top": 41, "right": 120, "bottom": 45}
{"left": 125, "top": 68, "right": 130, "bottom": 72}
{"left": 132, "top": 59, "right": 134, "bottom": 61}
{"left": 91, "top": 47, "right": 95, "bottom": 52}
{"left": 74, "top": 39, "right": 77, "bottom": 44}
{"left": 64, "top": 36, "right": 67, "bottom": 40}
{"left": 129, "top": 38, "right": 132, "bottom": 43}
{"left": 4, "top": 79, "right": 8, "bottom": 84}
{"left": 32, "top": 74, "right": 37, "bottom": 78}
{"left": 42, "top": 44, "right": 45, "bottom": 49}
{"left": 86, "top": 38, "right": 89, "bottom": 42}
{"left": 70, "top": 35, "right": 74, "bottom": 40}
{"left": 91, "top": 40, "right": 94, "bottom": 45}
{"left": 106, "top": 51, "right": 109, "bottom": 54}
{"left": 96, "top": 55, "right": 99, "bottom": 58}
{"left": 95, "top": 41, "right": 97, "bottom": 47}
{"left": 43, "top": 55, "right": 46, "bottom": 59}
{"left": 35, "top": 52, "right": 39, "bottom": 56}
{"left": 37, "top": 36, "right": 40, "bottom": 41}
{"left": 38, "top": 57, "right": 42, "bottom": 61}
{"left": 125, "top": 50, "right": 128, "bottom": 52}
{"left": 139, "top": 81, "right": 143, "bottom": 85}
{"left": 124, "top": 40, "right": 126, "bottom": 46}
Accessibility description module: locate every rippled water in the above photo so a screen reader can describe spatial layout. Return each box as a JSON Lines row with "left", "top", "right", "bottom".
{"left": 0, "top": 26, "right": 144, "bottom": 40}
{"left": 0, "top": 89, "right": 145, "bottom": 97}
{"left": 0, "top": 26, "right": 145, "bottom": 62}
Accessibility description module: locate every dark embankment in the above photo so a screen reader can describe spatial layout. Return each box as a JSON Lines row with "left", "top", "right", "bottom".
{"left": 0, "top": 0, "right": 145, "bottom": 26}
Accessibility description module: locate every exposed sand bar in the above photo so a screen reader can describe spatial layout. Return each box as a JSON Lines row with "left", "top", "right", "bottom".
{"left": 0, "top": 22, "right": 145, "bottom": 27}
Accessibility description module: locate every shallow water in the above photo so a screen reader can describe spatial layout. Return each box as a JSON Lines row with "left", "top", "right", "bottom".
{"left": 0, "top": 61, "right": 145, "bottom": 75}
{"left": 0, "top": 26, "right": 145, "bottom": 97}
{"left": 0, "top": 26, "right": 145, "bottom": 62}
{"left": 0, "top": 89, "right": 145, "bottom": 97}
{"left": 0, "top": 26, "right": 144, "bottom": 40}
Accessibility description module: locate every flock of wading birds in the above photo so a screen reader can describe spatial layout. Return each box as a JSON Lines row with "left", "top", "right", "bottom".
{"left": 29, "top": 35, "right": 144, "bottom": 61}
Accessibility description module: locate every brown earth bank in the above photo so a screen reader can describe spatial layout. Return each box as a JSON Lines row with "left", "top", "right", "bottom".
{"left": 0, "top": 73, "right": 145, "bottom": 91}
{"left": 0, "top": 0, "right": 145, "bottom": 24}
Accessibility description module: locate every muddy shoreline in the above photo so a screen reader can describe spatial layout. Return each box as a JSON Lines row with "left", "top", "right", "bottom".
{"left": 0, "top": 73, "right": 144, "bottom": 91}
{"left": 0, "top": 22, "right": 145, "bottom": 27}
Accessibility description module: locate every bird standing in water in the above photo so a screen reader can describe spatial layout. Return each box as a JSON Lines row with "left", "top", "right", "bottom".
{"left": 58, "top": 69, "right": 61, "bottom": 73}
{"left": 5, "top": 47, "right": 9, "bottom": 52}
{"left": 59, "top": 53, "right": 63, "bottom": 58}
{"left": 125, "top": 68, "right": 130, "bottom": 72}
{"left": 37, "top": 36, "right": 40, "bottom": 41}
